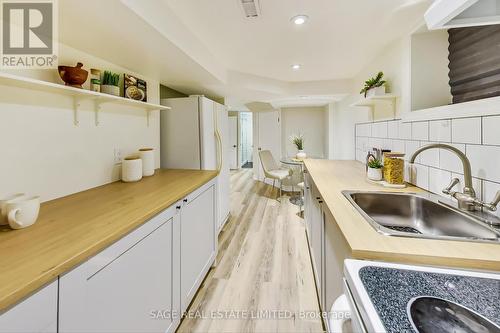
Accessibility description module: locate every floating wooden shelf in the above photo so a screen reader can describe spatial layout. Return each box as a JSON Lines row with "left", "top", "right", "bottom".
{"left": 350, "top": 94, "right": 398, "bottom": 120}
{"left": 0, "top": 72, "right": 171, "bottom": 126}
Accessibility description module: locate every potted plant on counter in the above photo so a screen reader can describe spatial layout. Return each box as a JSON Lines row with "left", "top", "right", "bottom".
{"left": 101, "top": 71, "right": 121, "bottom": 96}
{"left": 367, "top": 158, "right": 383, "bottom": 181}
{"left": 360, "top": 71, "right": 386, "bottom": 98}
{"left": 291, "top": 134, "right": 306, "bottom": 160}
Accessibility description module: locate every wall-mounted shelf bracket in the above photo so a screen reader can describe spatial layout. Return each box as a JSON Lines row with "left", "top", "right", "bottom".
{"left": 94, "top": 100, "right": 104, "bottom": 126}
{"left": 72, "top": 97, "right": 82, "bottom": 126}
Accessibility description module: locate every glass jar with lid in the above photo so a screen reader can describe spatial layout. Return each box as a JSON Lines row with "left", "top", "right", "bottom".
{"left": 383, "top": 152, "right": 405, "bottom": 185}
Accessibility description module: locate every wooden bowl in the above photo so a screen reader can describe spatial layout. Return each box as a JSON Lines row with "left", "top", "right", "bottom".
{"left": 58, "top": 62, "right": 88, "bottom": 88}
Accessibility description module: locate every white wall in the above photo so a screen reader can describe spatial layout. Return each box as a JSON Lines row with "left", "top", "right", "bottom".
{"left": 281, "top": 106, "right": 326, "bottom": 158}
{"left": 332, "top": 36, "right": 411, "bottom": 160}
{"left": 0, "top": 43, "right": 160, "bottom": 202}
{"left": 411, "top": 29, "right": 451, "bottom": 111}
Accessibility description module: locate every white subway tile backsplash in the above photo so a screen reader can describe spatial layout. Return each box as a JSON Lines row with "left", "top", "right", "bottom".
{"left": 419, "top": 142, "right": 439, "bottom": 168}
{"left": 409, "top": 164, "right": 429, "bottom": 190}
{"left": 387, "top": 120, "right": 399, "bottom": 139}
{"left": 398, "top": 121, "right": 412, "bottom": 140}
{"left": 372, "top": 121, "right": 388, "bottom": 138}
{"left": 483, "top": 180, "right": 500, "bottom": 218}
{"left": 356, "top": 137, "right": 369, "bottom": 150}
{"left": 428, "top": 168, "right": 452, "bottom": 195}
{"left": 355, "top": 112, "right": 496, "bottom": 196}
{"left": 452, "top": 117, "right": 481, "bottom": 144}
{"left": 392, "top": 140, "right": 405, "bottom": 154}
{"left": 429, "top": 120, "right": 451, "bottom": 142}
{"left": 412, "top": 121, "right": 429, "bottom": 141}
{"left": 404, "top": 141, "right": 421, "bottom": 162}
{"left": 369, "top": 138, "right": 384, "bottom": 150}
{"left": 356, "top": 123, "right": 372, "bottom": 137}
{"left": 439, "top": 143, "right": 466, "bottom": 174}
{"left": 356, "top": 149, "right": 365, "bottom": 163}
{"left": 482, "top": 115, "right": 500, "bottom": 146}
{"left": 467, "top": 144, "right": 500, "bottom": 183}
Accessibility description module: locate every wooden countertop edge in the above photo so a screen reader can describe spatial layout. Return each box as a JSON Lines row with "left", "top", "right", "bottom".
{"left": 0, "top": 170, "right": 218, "bottom": 312}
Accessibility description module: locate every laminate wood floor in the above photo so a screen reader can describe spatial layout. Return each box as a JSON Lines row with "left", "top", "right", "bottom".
{"left": 177, "top": 169, "right": 324, "bottom": 333}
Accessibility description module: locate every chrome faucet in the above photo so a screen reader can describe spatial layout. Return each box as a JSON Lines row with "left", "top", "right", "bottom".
{"left": 410, "top": 143, "right": 500, "bottom": 212}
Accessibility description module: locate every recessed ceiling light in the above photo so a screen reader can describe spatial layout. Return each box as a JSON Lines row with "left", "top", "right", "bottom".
{"left": 291, "top": 15, "right": 308, "bottom": 25}
{"left": 291, "top": 64, "right": 301, "bottom": 70}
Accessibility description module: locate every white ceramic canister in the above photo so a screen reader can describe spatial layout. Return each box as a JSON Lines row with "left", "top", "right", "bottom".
{"left": 122, "top": 156, "right": 143, "bottom": 182}
{"left": 0, "top": 193, "right": 25, "bottom": 225}
{"left": 139, "top": 148, "right": 155, "bottom": 177}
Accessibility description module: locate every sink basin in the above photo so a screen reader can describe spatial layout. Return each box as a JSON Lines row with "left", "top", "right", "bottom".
{"left": 343, "top": 191, "right": 500, "bottom": 243}
{"left": 408, "top": 296, "right": 500, "bottom": 333}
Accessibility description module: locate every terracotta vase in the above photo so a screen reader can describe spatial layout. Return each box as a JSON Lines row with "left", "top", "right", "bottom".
{"left": 58, "top": 62, "right": 88, "bottom": 88}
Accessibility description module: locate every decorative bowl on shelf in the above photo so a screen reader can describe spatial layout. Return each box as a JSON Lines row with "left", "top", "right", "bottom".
{"left": 58, "top": 62, "right": 88, "bottom": 88}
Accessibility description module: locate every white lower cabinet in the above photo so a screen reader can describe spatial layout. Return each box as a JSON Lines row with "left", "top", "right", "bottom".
{"left": 59, "top": 205, "right": 177, "bottom": 333}
{"left": 304, "top": 169, "right": 351, "bottom": 320}
{"left": 58, "top": 181, "right": 216, "bottom": 333}
{"left": 0, "top": 281, "right": 58, "bottom": 333}
{"left": 179, "top": 185, "right": 216, "bottom": 314}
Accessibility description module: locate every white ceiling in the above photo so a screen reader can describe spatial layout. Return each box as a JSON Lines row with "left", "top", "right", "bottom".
{"left": 163, "top": 0, "right": 431, "bottom": 82}
{"left": 58, "top": 0, "right": 430, "bottom": 110}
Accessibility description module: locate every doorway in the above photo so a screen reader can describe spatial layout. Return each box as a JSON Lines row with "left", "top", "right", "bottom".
{"left": 239, "top": 112, "right": 253, "bottom": 169}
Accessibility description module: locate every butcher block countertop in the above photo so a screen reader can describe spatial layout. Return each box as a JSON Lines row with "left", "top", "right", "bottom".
{"left": 304, "top": 159, "right": 500, "bottom": 272}
{"left": 0, "top": 169, "right": 217, "bottom": 312}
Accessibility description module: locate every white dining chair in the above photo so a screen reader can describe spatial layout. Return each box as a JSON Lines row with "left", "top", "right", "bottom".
{"left": 258, "top": 150, "right": 291, "bottom": 200}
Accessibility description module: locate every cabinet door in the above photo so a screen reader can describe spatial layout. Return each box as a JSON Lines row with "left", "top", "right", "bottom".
{"left": 59, "top": 207, "right": 177, "bottom": 333}
{"left": 323, "top": 209, "right": 351, "bottom": 314}
{"left": 180, "top": 185, "right": 216, "bottom": 313}
{"left": 303, "top": 172, "right": 313, "bottom": 239}
{"left": 311, "top": 194, "right": 324, "bottom": 309}
{"left": 0, "top": 281, "right": 57, "bottom": 333}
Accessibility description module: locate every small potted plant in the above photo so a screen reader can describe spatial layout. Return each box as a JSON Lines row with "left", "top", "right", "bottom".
{"left": 367, "top": 158, "right": 383, "bottom": 181}
{"left": 101, "top": 71, "right": 121, "bottom": 96}
{"left": 291, "top": 134, "right": 306, "bottom": 160}
{"left": 360, "top": 71, "right": 386, "bottom": 98}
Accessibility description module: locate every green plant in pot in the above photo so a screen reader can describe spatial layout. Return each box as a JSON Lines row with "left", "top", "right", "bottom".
{"left": 290, "top": 134, "right": 306, "bottom": 160}
{"left": 101, "top": 71, "right": 121, "bottom": 96}
{"left": 360, "top": 71, "right": 386, "bottom": 98}
{"left": 367, "top": 158, "right": 383, "bottom": 181}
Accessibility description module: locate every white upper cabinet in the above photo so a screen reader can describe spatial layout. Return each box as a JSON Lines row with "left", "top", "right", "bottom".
{"left": 425, "top": 0, "right": 500, "bottom": 30}
{"left": 0, "top": 281, "right": 58, "bottom": 333}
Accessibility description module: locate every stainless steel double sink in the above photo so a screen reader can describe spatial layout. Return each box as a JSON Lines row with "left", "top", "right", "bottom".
{"left": 343, "top": 191, "right": 500, "bottom": 243}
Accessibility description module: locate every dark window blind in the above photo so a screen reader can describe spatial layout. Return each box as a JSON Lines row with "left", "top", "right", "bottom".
{"left": 448, "top": 25, "right": 500, "bottom": 104}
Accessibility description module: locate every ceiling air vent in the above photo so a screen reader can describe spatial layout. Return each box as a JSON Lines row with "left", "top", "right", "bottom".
{"left": 239, "top": 0, "right": 261, "bottom": 18}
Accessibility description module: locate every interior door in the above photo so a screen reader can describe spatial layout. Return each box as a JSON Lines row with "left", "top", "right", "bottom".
{"left": 228, "top": 116, "right": 238, "bottom": 169}
{"left": 253, "top": 109, "right": 282, "bottom": 181}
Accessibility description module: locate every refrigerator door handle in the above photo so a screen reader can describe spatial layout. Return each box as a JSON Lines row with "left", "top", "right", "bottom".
{"left": 215, "top": 129, "right": 223, "bottom": 172}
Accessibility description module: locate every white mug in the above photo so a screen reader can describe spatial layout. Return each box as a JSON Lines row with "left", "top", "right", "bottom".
{"left": 0, "top": 193, "right": 25, "bottom": 225}
{"left": 6, "top": 196, "right": 40, "bottom": 230}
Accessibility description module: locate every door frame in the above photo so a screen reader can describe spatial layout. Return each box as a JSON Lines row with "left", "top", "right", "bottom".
{"left": 228, "top": 115, "right": 239, "bottom": 170}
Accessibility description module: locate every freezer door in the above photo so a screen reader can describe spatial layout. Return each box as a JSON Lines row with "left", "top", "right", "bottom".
{"left": 160, "top": 97, "right": 201, "bottom": 169}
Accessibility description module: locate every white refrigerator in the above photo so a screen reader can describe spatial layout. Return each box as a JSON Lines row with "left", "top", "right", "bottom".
{"left": 160, "top": 96, "right": 230, "bottom": 233}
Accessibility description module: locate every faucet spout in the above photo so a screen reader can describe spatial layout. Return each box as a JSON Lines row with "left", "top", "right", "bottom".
{"left": 410, "top": 144, "right": 475, "bottom": 198}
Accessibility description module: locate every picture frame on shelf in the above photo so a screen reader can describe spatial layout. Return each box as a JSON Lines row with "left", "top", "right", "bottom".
{"left": 124, "top": 74, "right": 147, "bottom": 102}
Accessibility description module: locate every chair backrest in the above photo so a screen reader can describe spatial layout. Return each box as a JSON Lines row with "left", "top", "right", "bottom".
{"left": 259, "top": 150, "right": 279, "bottom": 173}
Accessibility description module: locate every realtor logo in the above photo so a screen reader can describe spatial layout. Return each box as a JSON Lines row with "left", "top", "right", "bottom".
{"left": 1, "top": 0, "right": 58, "bottom": 68}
